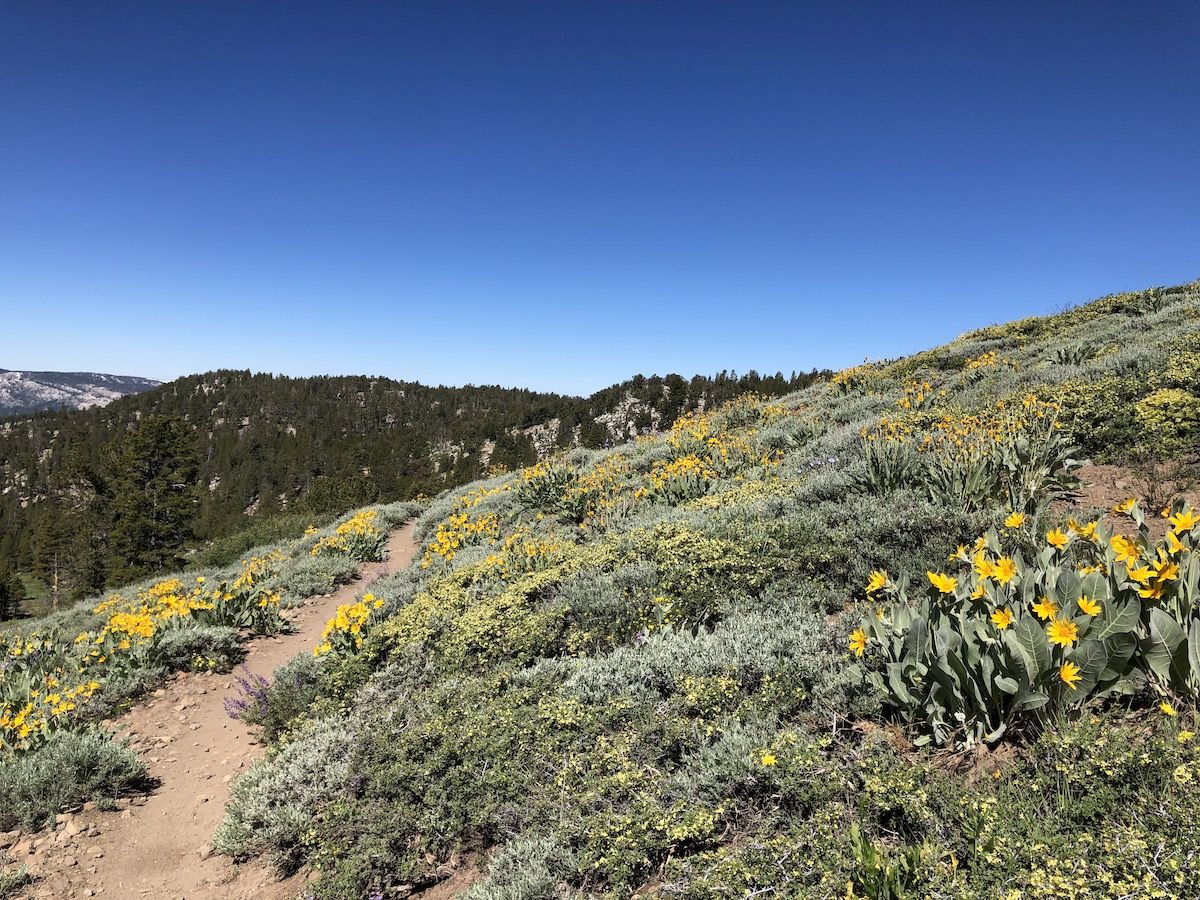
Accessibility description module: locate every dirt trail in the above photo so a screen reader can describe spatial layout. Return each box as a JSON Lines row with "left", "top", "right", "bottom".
{"left": 14, "top": 524, "right": 419, "bottom": 900}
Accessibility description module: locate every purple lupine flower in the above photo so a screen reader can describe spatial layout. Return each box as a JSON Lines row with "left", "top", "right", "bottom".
{"left": 224, "top": 666, "right": 270, "bottom": 720}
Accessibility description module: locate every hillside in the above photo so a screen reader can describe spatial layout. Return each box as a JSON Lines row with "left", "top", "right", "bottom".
{"left": 0, "top": 368, "right": 822, "bottom": 610}
{"left": 3, "top": 278, "right": 1200, "bottom": 899}
{"left": 0, "top": 369, "right": 160, "bottom": 416}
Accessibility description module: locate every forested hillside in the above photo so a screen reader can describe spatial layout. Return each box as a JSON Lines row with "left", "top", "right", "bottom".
{"left": 0, "top": 367, "right": 822, "bottom": 611}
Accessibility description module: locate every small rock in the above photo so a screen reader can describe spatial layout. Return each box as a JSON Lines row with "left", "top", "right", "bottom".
{"left": 198, "top": 845, "right": 213, "bottom": 860}
{"left": 0, "top": 829, "right": 19, "bottom": 848}
{"left": 62, "top": 855, "right": 79, "bottom": 867}
{"left": 55, "top": 813, "right": 74, "bottom": 825}
{"left": 88, "top": 846, "right": 104, "bottom": 858}
{"left": 153, "top": 689, "right": 166, "bottom": 697}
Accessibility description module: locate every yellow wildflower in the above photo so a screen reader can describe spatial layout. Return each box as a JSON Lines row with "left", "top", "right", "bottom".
{"left": 1169, "top": 508, "right": 1198, "bottom": 533}
{"left": 1111, "top": 534, "right": 1141, "bottom": 565}
{"left": 1077, "top": 596, "right": 1101, "bottom": 616}
{"left": 993, "top": 557, "right": 1018, "bottom": 585}
{"left": 865, "top": 570, "right": 889, "bottom": 595}
{"left": 990, "top": 607, "right": 1014, "bottom": 629}
{"left": 1161, "top": 701, "right": 1177, "bottom": 717}
{"left": 849, "top": 629, "right": 868, "bottom": 657}
{"left": 1032, "top": 597, "right": 1058, "bottom": 621}
{"left": 1046, "top": 529, "right": 1070, "bottom": 551}
{"left": 1047, "top": 616, "right": 1079, "bottom": 648}
{"left": 927, "top": 571, "right": 957, "bottom": 595}
{"left": 1004, "top": 511, "right": 1026, "bottom": 528}
{"left": 1059, "top": 661, "right": 1082, "bottom": 690}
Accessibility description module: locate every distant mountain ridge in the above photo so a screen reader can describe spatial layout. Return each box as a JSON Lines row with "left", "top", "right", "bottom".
{"left": 0, "top": 366, "right": 824, "bottom": 599}
{"left": 0, "top": 369, "right": 161, "bottom": 416}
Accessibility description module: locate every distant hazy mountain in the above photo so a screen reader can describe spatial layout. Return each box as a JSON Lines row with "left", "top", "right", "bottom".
{"left": 0, "top": 369, "right": 162, "bottom": 416}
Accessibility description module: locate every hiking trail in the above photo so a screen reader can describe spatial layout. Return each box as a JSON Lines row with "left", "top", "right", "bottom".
{"left": 14, "top": 524, "right": 419, "bottom": 900}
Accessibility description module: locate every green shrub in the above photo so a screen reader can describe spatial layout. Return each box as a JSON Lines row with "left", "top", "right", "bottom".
{"left": 0, "top": 866, "right": 32, "bottom": 899}
{"left": 0, "top": 731, "right": 151, "bottom": 831}
{"left": 1135, "top": 387, "right": 1200, "bottom": 454}
{"left": 267, "top": 554, "right": 359, "bottom": 605}
{"left": 462, "top": 834, "right": 577, "bottom": 900}
{"left": 214, "top": 714, "right": 359, "bottom": 872}
{"left": 149, "top": 624, "right": 242, "bottom": 672}
{"left": 234, "top": 652, "right": 324, "bottom": 742}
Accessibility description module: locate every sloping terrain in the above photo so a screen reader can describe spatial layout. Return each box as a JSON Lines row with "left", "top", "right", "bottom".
{"left": 7, "top": 526, "right": 417, "bottom": 900}
{"left": 3, "top": 278, "right": 1200, "bottom": 900}
{"left": 0, "top": 370, "right": 160, "bottom": 416}
{"left": 194, "top": 279, "right": 1199, "bottom": 898}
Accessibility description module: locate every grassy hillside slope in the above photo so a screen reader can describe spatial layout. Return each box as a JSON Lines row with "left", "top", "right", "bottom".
{"left": 210, "top": 279, "right": 1200, "bottom": 898}
{"left": 5, "top": 279, "right": 1200, "bottom": 898}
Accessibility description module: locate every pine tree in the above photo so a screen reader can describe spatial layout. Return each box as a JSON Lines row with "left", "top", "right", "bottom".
{"left": 0, "top": 565, "right": 26, "bottom": 621}
{"left": 106, "top": 416, "right": 201, "bottom": 584}
{"left": 31, "top": 512, "right": 72, "bottom": 613}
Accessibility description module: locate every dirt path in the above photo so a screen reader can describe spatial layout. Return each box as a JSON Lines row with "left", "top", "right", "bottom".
{"left": 15, "top": 524, "right": 419, "bottom": 900}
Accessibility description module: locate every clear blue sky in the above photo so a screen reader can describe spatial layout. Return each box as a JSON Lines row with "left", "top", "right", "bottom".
{"left": 1, "top": 3, "right": 1197, "bottom": 395}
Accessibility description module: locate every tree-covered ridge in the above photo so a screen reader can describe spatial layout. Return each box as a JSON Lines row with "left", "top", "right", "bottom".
{"left": 0, "top": 367, "right": 822, "bottom": 612}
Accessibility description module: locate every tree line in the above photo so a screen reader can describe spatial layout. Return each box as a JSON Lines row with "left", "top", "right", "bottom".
{"left": 0, "top": 367, "right": 826, "bottom": 617}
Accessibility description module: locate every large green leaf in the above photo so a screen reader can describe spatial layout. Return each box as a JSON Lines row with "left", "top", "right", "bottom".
{"left": 1056, "top": 569, "right": 1082, "bottom": 605}
{"left": 995, "top": 674, "right": 1020, "bottom": 695}
{"left": 1101, "top": 632, "right": 1137, "bottom": 681}
{"left": 1091, "top": 597, "right": 1141, "bottom": 641}
{"left": 1014, "top": 616, "right": 1050, "bottom": 677}
{"left": 1145, "top": 608, "right": 1187, "bottom": 685}
{"left": 1190, "top": 619, "right": 1200, "bottom": 687}
{"left": 901, "top": 615, "right": 929, "bottom": 666}
{"left": 1067, "top": 639, "right": 1108, "bottom": 697}
{"left": 886, "top": 662, "right": 916, "bottom": 706}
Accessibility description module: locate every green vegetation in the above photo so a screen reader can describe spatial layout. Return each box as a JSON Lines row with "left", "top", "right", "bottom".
{"left": 0, "top": 501, "right": 420, "bottom": 830}
{"left": 209, "top": 279, "right": 1200, "bottom": 899}
{"left": 0, "top": 369, "right": 824, "bottom": 611}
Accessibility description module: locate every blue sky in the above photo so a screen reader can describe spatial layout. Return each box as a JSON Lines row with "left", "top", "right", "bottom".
{"left": 1, "top": 2, "right": 1197, "bottom": 395}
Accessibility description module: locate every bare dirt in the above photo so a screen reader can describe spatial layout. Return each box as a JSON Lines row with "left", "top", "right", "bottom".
{"left": 1055, "top": 463, "right": 1199, "bottom": 539}
{"left": 11, "top": 524, "right": 418, "bottom": 900}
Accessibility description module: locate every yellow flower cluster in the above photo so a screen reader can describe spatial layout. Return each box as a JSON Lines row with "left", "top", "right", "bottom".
{"left": 563, "top": 455, "right": 630, "bottom": 527}
{"left": 3, "top": 548, "right": 296, "bottom": 753}
{"left": 830, "top": 360, "right": 883, "bottom": 393}
{"left": 964, "top": 349, "right": 1018, "bottom": 371}
{"left": 457, "top": 484, "right": 510, "bottom": 509}
{"left": 421, "top": 511, "right": 501, "bottom": 567}
{"left": 896, "top": 379, "right": 946, "bottom": 410}
{"left": 857, "top": 500, "right": 1198, "bottom": 696}
{"left": 642, "top": 454, "right": 716, "bottom": 495}
{"left": 310, "top": 509, "right": 382, "bottom": 556}
{"left": 1, "top": 676, "right": 103, "bottom": 751}
{"left": 314, "top": 592, "right": 385, "bottom": 656}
